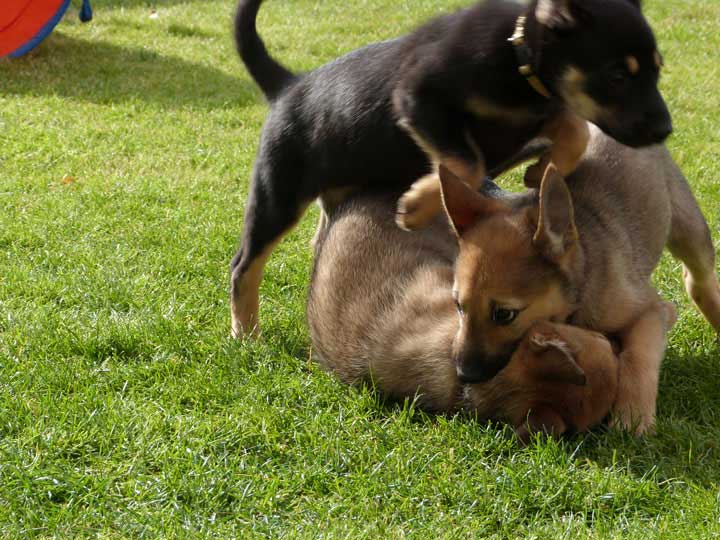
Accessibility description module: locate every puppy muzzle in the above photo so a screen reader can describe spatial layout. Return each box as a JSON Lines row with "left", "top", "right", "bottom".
{"left": 455, "top": 353, "right": 509, "bottom": 383}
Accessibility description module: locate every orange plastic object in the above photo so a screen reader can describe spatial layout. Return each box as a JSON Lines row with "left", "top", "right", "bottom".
{"left": 1, "top": 0, "right": 70, "bottom": 57}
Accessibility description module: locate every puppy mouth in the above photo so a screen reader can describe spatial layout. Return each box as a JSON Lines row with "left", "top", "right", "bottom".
{"left": 598, "top": 118, "right": 673, "bottom": 148}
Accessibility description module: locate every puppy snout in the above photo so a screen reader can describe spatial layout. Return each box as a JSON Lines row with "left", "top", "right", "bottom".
{"left": 455, "top": 352, "right": 507, "bottom": 383}
{"left": 642, "top": 103, "right": 673, "bottom": 143}
{"left": 646, "top": 116, "right": 672, "bottom": 143}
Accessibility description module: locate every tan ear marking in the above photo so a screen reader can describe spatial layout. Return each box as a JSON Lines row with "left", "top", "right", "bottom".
{"left": 626, "top": 55, "right": 639, "bottom": 75}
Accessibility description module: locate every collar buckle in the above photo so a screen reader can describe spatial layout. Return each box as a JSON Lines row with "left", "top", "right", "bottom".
{"left": 509, "top": 15, "right": 552, "bottom": 99}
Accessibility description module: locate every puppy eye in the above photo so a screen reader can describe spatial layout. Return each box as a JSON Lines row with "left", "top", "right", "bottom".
{"left": 491, "top": 307, "right": 519, "bottom": 326}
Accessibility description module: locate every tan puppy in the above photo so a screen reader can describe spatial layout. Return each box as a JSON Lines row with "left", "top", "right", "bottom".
{"left": 308, "top": 189, "right": 675, "bottom": 439}
{"left": 308, "top": 193, "right": 462, "bottom": 412}
{"left": 438, "top": 125, "right": 720, "bottom": 434}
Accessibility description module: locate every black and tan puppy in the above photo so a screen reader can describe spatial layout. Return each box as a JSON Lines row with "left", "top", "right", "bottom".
{"left": 231, "top": 0, "right": 671, "bottom": 337}
{"left": 439, "top": 126, "right": 720, "bottom": 434}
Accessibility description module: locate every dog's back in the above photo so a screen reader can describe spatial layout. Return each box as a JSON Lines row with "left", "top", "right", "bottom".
{"left": 565, "top": 125, "right": 713, "bottom": 331}
{"left": 308, "top": 193, "right": 462, "bottom": 411}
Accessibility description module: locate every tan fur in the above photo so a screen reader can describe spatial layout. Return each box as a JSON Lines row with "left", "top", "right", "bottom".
{"left": 231, "top": 237, "right": 283, "bottom": 338}
{"left": 523, "top": 110, "right": 590, "bottom": 188}
{"left": 466, "top": 320, "right": 624, "bottom": 441}
{"left": 626, "top": 55, "right": 640, "bottom": 75}
{"left": 231, "top": 200, "right": 311, "bottom": 337}
{"left": 557, "top": 67, "right": 604, "bottom": 125}
{"left": 465, "top": 96, "right": 538, "bottom": 123}
{"left": 442, "top": 125, "right": 720, "bottom": 434}
{"left": 396, "top": 109, "right": 589, "bottom": 230}
{"left": 395, "top": 172, "right": 449, "bottom": 231}
{"left": 611, "top": 301, "right": 677, "bottom": 433}
{"left": 307, "top": 193, "right": 630, "bottom": 438}
{"left": 308, "top": 194, "right": 461, "bottom": 411}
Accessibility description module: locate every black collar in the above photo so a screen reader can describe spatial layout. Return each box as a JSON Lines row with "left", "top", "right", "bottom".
{"left": 508, "top": 15, "right": 552, "bottom": 99}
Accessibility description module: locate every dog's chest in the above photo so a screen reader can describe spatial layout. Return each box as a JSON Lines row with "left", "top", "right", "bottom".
{"left": 463, "top": 96, "right": 547, "bottom": 168}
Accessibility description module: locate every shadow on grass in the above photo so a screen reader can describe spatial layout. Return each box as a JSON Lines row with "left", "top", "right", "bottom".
{"left": 329, "top": 343, "right": 720, "bottom": 489}
{"left": 572, "top": 347, "right": 720, "bottom": 489}
{"left": 0, "top": 33, "right": 258, "bottom": 110}
{"left": 81, "top": 0, "right": 214, "bottom": 10}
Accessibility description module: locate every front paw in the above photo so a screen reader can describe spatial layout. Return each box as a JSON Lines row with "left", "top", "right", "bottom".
{"left": 608, "top": 408, "right": 655, "bottom": 436}
{"left": 395, "top": 180, "right": 441, "bottom": 231}
{"left": 610, "top": 360, "right": 657, "bottom": 436}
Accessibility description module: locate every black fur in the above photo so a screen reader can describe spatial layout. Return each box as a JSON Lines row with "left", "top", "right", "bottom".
{"left": 393, "top": 0, "right": 671, "bottom": 169}
{"left": 234, "top": 0, "right": 295, "bottom": 100}
{"left": 230, "top": 0, "right": 670, "bottom": 330}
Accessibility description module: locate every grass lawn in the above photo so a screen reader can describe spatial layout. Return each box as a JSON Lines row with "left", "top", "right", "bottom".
{"left": 1, "top": 0, "right": 719, "bottom": 537}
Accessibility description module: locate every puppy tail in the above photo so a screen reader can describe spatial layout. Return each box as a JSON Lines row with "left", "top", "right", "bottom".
{"left": 235, "top": 0, "right": 297, "bottom": 101}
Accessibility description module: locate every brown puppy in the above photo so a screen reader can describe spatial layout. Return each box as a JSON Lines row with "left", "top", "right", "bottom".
{"left": 439, "top": 125, "right": 720, "bottom": 434}
{"left": 471, "top": 315, "right": 668, "bottom": 443}
{"left": 307, "top": 189, "right": 675, "bottom": 439}
{"left": 308, "top": 193, "right": 462, "bottom": 412}
{"left": 466, "top": 322, "right": 619, "bottom": 442}
{"left": 475, "top": 321, "right": 621, "bottom": 442}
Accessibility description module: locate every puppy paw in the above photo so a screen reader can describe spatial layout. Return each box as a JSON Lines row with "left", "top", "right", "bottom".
{"left": 608, "top": 409, "right": 655, "bottom": 436}
{"left": 231, "top": 318, "right": 260, "bottom": 340}
{"left": 395, "top": 180, "right": 442, "bottom": 231}
{"left": 610, "top": 376, "right": 656, "bottom": 436}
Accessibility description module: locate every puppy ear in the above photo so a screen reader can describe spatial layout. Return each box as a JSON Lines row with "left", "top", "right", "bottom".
{"left": 515, "top": 407, "right": 568, "bottom": 445}
{"left": 438, "top": 165, "right": 506, "bottom": 237}
{"left": 528, "top": 330, "right": 586, "bottom": 386}
{"left": 532, "top": 164, "right": 578, "bottom": 262}
{"left": 534, "top": 0, "right": 575, "bottom": 30}
{"left": 624, "top": 0, "right": 642, "bottom": 9}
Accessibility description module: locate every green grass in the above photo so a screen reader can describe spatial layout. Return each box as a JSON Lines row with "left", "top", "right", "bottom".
{"left": 1, "top": 0, "right": 719, "bottom": 537}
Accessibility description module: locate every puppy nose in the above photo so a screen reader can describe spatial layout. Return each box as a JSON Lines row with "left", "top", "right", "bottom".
{"left": 649, "top": 119, "right": 672, "bottom": 142}
{"left": 645, "top": 107, "right": 673, "bottom": 143}
{"left": 456, "top": 356, "right": 505, "bottom": 383}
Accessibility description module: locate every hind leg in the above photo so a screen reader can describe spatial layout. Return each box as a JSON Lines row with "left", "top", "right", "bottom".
{"left": 230, "top": 167, "right": 311, "bottom": 338}
{"left": 666, "top": 175, "right": 720, "bottom": 331}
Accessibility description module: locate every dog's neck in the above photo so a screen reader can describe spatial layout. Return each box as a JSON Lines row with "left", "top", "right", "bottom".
{"left": 516, "top": 7, "right": 577, "bottom": 104}
{"left": 508, "top": 15, "right": 552, "bottom": 99}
